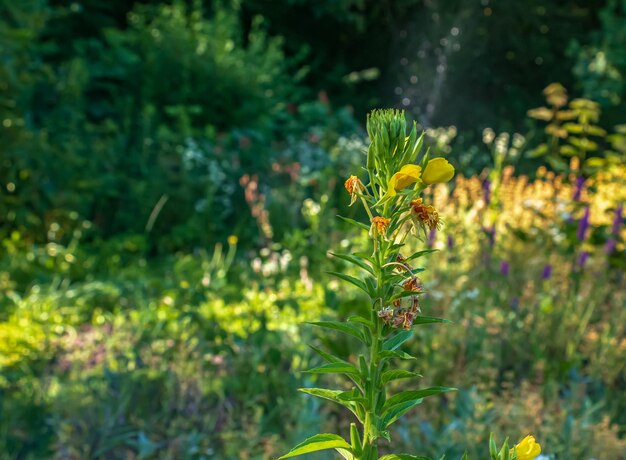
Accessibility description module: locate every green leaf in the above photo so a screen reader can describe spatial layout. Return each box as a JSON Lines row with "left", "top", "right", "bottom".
{"left": 489, "top": 433, "right": 498, "bottom": 460}
{"left": 349, "top": 423, "right": 363, "bottom": 456}
{"left": 298, "top": 388, "right": 361, "bottom": 418}
{"left": 498, "top": 439, "right": 510, "bottom": 460}
{"left": 379, "top": 350, "right": 416, "bottom": 361}
{"left": 331, "top": 252, "right": 375, "bottom": 275}
{"left": 526, "top": 144, "right": 549, "bottom": 158}
{"left": 378, "top": 454, "right": 429, "bottom": 460}
{"left": 336, "top": 448, "right": 355, "bottom": 460}
{"left": 305, "top": 362, "right": 360, "bottom": 376}
{"left": 299, "top": 388, "right": 344, "bottom": 402}
{"left": 348, "top": 315, "right": 374, "bottom": 329}
{"left": 383, "top": 387, "right": 456, "bottom": 412}
{"left": 381, "top": 399, "right": 423, "bottom": 427}
{"left": 353, "top": 251, "right": 376, "bottom": 264}
{"left": 327, "top": 271, "right": 371, "bottom": 296}
{"left": 308, "top": 345, "right": 345, "bottom": 364}
{"left": 388, "top": 243, "right": 406, "bottom": 252}
{"left": 383, "top": 330, "right": 414, "bottom": 351}
{"left": 381, "top": 369, "right": 422, "bottom": 385}
{"left": 338, "top": 391, "right": 368, "bottom": 406}
{"left": 337, "top": 215, "right": 370, "bottom": 232}
{"left": 279, "top": 434, "right": 352, "bottom": 459}
{"left": 404, "top": 249, "right": 438, "bottom": 263}
{"left": 308, "top": 321, "right": 365, "bottom": 342}
{"left": 412, "top": 316, "right": 451, "bottom": 326}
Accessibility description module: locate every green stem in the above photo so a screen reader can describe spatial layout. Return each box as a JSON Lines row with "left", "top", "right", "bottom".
{"left": 361, "top": 242, "right": 386, "bottom": 458}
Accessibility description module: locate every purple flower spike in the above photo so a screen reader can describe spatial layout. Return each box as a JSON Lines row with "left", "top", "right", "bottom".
{"left": 606, "top": 205, "right": 623, "bottom": 254}
{"left": 578, "top": 251, "right": 589, "bottom": 269}
{"left": 427, "top": 228, "right": 436, "bottom": 248}
{"left": 611, "top": 204, "right": 623, "bottom": 235}
{"left": 500, "top": 261, "right": 509, "bottom": 276}
{"left": 573, "top": 176, "right": 585, "bottom": 201}
{"left": 542, "top": 264, "right": 552, "bottom": 280}
{"left": 447, "top": 235, "right": 455, "bottom": 250}
{"left": 576, "top": 207, "right": 590, "bottom": 242}
{"left": 605, "top": 238, "right": 616, "bottom": 255}
{"left": 483, "top": 179, "right": 492, "bottom": 205}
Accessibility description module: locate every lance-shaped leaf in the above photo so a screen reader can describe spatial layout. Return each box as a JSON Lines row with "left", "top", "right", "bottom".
{"left": 298, "top": 388, "right": 361, "bottom": 418}
{"left": 381, "top": 369, "right": 422, "bottom": 385}
{"left": 383, "top": 330, "right": 413, "bottom": 351}
{"left": 279, "top": 434, "right": 352, "bottom": 459}
{"left": 381, "top": 399, "right": 423, "bottom": 428}
{"left": 412, "top": 316, "right": 451, "bottom": 326}
{"left": 404, "top": 249, "right": 438, "bottom": 263}
{"left": 379, "top": 455, "right": 430, "bottom": 460}
{"left": 336, "top": 448, "right": 355, "bottom": 460}
{"left": 489, "top": 433, "right": 498, "bottom": 460}
{"left": 337, "top": 215, "right": 370, "bottom": 232}
{"left": 378, "top": 350, "right": 416, "bottom": 362}
{"left": 327, "top": 271, "right": 371, "bottom": 296}
{"left": 337, "top": 389, "right": 369, "bottom": 406}
{"left": 348, "top": 315, "right": 374, "bottom": 330}
{"left": 308, "top": 345, "right": 345, "bottom": 364}
{"left": 383, "top": 387, "right": 456, "bottom": 413}
{"left": 305, "top": 362, "right": 361, "bottom": 376}
{"left": 330, "top": 252, "right": 375, "bottom": 275}
{"left": 308, "top": 321, "right": 365, "bottom": 343}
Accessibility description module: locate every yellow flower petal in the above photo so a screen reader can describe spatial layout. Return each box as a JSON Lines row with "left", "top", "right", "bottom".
{"left": 387, "top": 164, "right": 422, "bottom": 196}
{"left": 422, "top": 158, "right": 455, "bottom": 184}
{"left": 510, "top": 435, "right": 542, "bottom": 460}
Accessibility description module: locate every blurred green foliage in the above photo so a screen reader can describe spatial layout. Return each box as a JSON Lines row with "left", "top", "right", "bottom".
{"left": 1, "top": 0, "right": 626, "bottom": 459}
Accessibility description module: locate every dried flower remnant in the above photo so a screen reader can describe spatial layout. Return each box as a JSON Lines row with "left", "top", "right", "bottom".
{"left": 410, "top": 198, "right": 441, "bottom": 231}
{"left": 370, "top": 216, "right": 391, "bottom": 237}
{"left": 344, "top": 175, "right": 365, "bottom": 205}
{"left": 403, "top": 276, "right": 422, "bottom": 293}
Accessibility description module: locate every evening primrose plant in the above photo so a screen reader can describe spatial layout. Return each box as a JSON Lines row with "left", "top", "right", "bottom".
{"left": 279, "top": 110, "right": 541, "bottom": 460}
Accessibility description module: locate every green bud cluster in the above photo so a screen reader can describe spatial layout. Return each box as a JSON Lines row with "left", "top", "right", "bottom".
{"left": 366, "top": 109, "right": 425, "bottom": 192}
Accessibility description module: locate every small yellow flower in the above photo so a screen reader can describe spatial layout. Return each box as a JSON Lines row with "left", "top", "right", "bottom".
{"left": 227, "top": 235, "right": 238, "bottom": 245}
{"left": 370, "top": 216, "right": 391, "bottom": 237}
{"left": 387, "top": 164, "right": 422, "bottom": 196}
{"left": 422, "top": 158, "right": 455, "bottom": 184}
{"left": 510, "top": 435, "right": 541, "bottom": 460}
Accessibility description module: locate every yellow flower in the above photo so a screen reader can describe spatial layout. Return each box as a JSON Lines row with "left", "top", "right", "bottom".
{"left": 227, "top": 235, "right": 238, "bottom": 245}
{"left": 422, "top": 158, "right": 455, "bottom": 184}
{"left": 387, "top": 164, "right": 422, "bottom": 196}
{"left": 510, "top": 435, "right": 541, "bottom": 460}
